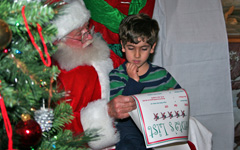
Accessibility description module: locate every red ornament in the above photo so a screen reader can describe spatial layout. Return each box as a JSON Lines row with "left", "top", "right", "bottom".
{"left": 15, "top": 118, "right": 42, "bottom": 148}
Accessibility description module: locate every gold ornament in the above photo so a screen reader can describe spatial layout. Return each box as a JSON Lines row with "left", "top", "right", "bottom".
{"left": 30, "top": 107, "right": 36, "bottom": 111}
{"left": 0, "top": 19, "right": 12, "bottom": 50}
{"left": 21, "top": 114, "right": 31, "bottom": 122}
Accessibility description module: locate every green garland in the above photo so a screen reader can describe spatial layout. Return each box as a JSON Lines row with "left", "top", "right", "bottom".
{"left": 83, "top": 0, "right": 147, "bottom": 33}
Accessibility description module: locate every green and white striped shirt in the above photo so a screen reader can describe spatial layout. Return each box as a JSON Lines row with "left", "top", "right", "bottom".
{"left": 110, "top": 61, "right": 181, "bottom": 100}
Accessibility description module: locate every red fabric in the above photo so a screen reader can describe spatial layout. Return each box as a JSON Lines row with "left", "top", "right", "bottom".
{"left": 188, "top": 141, "right": 197, "bottom": 150}
{"left": 89, "top": 0, "right": 155, "bottom": 44}
{"left": 110, "top": 50, "right": 125, "bottom": 69}
{"left": 55, "top": 49, "right": 123, "bottom": 135}
{"left": 57, "top": 65, "right": 101, "bottom": 135}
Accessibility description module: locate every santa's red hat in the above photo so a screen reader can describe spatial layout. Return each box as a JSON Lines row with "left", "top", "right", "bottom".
{"left": 52, "top": 0, "right": 90, "bottom": 40}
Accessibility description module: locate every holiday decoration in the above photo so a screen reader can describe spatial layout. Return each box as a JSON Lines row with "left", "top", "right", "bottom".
{"left": 22, "top": 6, "right": 51, "bottom": 67}
{"left": 0, "top": 94, "right": 13, "bottom": 150}
{"left": 15, "top": 114, "right": 42, "bottom": 148}
{"left": 0, "top": 19, "right": 12, "bottom": 50}
{"left": 34, "top": 107, "right": 54, "bottom": 132}
{"left": 0, "top": 0, "right": 94, "bottom": 149}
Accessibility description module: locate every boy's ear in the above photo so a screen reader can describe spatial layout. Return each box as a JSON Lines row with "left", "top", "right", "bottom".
{"left": 121, "top": 41, "right": 126, "bottom": 52}
{"left": 150, "top": 43, "right": 157, "bottom": 54}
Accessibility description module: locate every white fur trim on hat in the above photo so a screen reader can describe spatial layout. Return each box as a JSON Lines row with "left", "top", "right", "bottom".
{"left": 52, "top": 0, "right": 90, "bottom": 40}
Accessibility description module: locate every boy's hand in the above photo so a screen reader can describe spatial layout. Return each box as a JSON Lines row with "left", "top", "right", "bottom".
{"left": 107, "top": 95, "right": 137, "bottom": 119}
{"left": 126, "top": 63, "right": 139, "bottom": 82}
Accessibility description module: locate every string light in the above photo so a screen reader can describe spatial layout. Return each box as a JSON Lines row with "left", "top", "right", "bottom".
{"left": 3, "top": 49, "right": 8, "bottom": 53}
{"left": 15, "top": 49, "right": 22, "bottom": 54}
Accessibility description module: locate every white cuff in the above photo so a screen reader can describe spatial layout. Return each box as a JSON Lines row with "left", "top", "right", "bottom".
{"left": 81, "top": 99, "right": 119, "bottom": 150}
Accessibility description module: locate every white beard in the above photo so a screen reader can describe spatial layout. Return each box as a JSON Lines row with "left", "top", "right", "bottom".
{"left": 53, "top": 35, "right": 110, "bottom": 71}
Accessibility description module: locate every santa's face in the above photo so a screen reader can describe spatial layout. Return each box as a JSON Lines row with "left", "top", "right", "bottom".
{"left": 63, "top": 22, "right": 93, "bottom": 49}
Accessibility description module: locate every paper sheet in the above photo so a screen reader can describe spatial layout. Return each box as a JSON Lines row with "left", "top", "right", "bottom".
{"left": 129, "top": 89, "right": 189, "bottom": 148}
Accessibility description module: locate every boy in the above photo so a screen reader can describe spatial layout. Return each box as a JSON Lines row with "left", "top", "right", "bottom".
{"left": 109, "top": 13, "right": 181, "bottom": 149}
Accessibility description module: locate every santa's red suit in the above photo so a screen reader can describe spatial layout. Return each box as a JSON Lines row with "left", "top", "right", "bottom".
{"left": 53, "top": 36, "right": 124, "bottom": 149}
{"left": 52, "top": 1, "right": 124, "bottom": 149}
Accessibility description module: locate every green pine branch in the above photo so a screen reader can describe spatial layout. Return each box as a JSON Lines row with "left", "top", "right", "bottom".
{"left": 40, "top": 130, "right": 97, "bottom": 150}
{"left": 0, "top": 0, "right": 95, "bottom": 149}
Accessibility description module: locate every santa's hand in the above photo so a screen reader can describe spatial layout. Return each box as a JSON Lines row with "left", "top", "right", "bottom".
{"left": 126, "top": 63, "right": 139, "bottom": 82}
{"left": 107, "top": 95, "right": 137, "bottom": 119}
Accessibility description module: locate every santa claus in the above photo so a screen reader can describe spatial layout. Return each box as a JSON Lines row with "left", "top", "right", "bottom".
{"left": 52, "top": 0, "right": 125, "bottom": 149}
{"left": 51, "top": 1, "right": 198, "bottom": 150}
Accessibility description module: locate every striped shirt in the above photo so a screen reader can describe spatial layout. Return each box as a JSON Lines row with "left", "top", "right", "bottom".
{"left": 109, "top": 61, "right": 181, "bottom": 100}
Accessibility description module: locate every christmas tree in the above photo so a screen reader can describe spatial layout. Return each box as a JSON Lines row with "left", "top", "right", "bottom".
{"left": 0, "top": 0, "right": 95, "bottom": 149}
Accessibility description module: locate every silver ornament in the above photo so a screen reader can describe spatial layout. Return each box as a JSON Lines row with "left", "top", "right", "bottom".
{"left": 34, "top": 107, "right": 54, "bottom": 132}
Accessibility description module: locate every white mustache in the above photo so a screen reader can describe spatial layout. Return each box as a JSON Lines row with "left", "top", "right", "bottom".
{"left": 83, "top": 39, "right": 94, "bottom": 49}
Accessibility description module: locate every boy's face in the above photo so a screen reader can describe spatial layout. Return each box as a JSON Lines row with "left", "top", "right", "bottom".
{"left": 122, "top": 38, "right": 156, "bottom": 70}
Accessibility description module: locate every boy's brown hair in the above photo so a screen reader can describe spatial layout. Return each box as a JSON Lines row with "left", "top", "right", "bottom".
{"left": 119, "top": 13, "right": 159, "bottom": 47}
